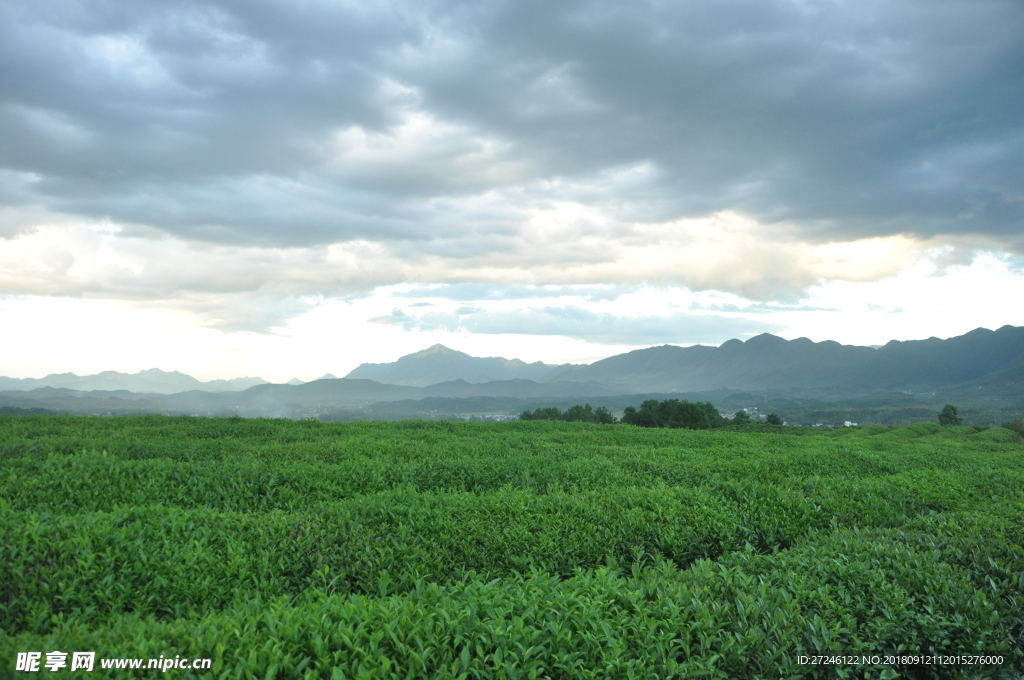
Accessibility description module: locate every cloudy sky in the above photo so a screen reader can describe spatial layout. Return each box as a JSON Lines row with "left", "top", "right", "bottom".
{"left": 2, "top": 0, "right": 1023, "bottom": 381}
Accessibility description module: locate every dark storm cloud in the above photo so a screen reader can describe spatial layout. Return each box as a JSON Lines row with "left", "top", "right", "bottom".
{"left": 2, "top": 0, "right": 1022, "bottom": 247}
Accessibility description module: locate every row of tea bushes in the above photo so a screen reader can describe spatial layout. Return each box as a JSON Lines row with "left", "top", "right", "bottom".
{"left": 1, "top": 529, "right": 1008, "bottom": 679}
{"left": 1, "top": 483, "right": 825, "bottom": 634}
{"left": 3, "top": 431, "right": 1022, "bottom": 514}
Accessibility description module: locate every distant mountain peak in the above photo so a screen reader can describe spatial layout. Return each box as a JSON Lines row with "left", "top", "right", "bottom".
{"left": 344, "top": 345, "right": 570, "bottom": 387}
{"left": 744, "top": 333, "right": 786, "bottom": 346}
{"left": 414, "top": 344, "right": 462, "bottom": 357}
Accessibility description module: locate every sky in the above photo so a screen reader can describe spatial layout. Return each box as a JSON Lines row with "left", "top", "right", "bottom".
{"left": 1, "top": 0, "right": 1023, "bottom": 382}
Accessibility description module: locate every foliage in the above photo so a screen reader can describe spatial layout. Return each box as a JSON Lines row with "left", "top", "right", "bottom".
{"left": 621, "top": 399, "right": 725, "bottom": 429}
{"left": 733, "top": 405, "right": 757, "bottom": 421}
{"left": 1, "top": 414, "right": 1022, "bottom": 678}
{"left": 939, "top": 404, "right": 964, "bottom": 426}
{"left": 1002, "top": 417, "right": 1024, "bottom": 437}
{"left": 733, "top": 409, "right": 751, "bottom": 424}
{"left": 519, "top": 403, "right": 615, "bottom": 424}
{"left": 765, "top": 412, "right": 783, "bottom": 425}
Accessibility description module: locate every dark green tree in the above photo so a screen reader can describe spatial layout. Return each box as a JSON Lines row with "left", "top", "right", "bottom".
{"left": 659, "top": 399, "right": 710, "bottom": 429}
{"left": 519, "top": 407, "right": 563, "bottom": 421}
{"left": 1001, "top": 417, "right": 1024, "bottom": 436}
{"left": 521, "top": 404, "right": 616, "bottom": 424}
{"left": 623, "top": 400, "right": 661, "bottom": 427}
{"left": 564, "top": 404, "right": 596, "bottom": 422}
{"left": 700, "top": 401, "right": 727, "bottom": 428}
{"left": 733, "top": 409, "right": 751, "bottom": 424}
{"left": 621, "top": 399, "right": 719, "bottom": 429}
{"left": 765, "top": 413, "right": 782, "bottom": 425}
{"left": 938, "top": 404, "right": 963, "bottom": 426}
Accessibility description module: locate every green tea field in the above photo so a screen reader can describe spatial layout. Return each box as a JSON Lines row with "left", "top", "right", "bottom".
{"left": 2, "top": 415, "right": 1023, "bottom": 679}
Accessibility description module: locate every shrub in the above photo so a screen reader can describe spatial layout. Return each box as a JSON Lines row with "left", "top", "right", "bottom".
{"left": 519, "top": 404, "right": 615, "bottom": 424}
{"left": 519, "top": 406, "right": 562, "bottom": 421}
{"left": 1001, "top": 417, "right": 1024, "bottom": 436}
{"left": 621, "top": 399, "right": 724, "bottom": 429}
{"left": 938, "top": 404, "right": 963, "bottom": 426}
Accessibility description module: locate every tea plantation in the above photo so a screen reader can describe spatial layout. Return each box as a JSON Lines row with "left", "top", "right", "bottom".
{"left": 1, "top": 415, "right": 1023, "bottom": 678}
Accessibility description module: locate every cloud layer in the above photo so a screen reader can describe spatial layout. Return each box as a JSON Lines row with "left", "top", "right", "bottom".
{"left": 2, "top": 0, "right": 1023, "bottom": 361}
{"left": 369, "top": 304, "right": 776, "bottom": 346}
{"left": 2, "top": 0, "right": 1022, "bottom": 251}
{"left": 0, "top": 209, "right": 956, "bottom": 331}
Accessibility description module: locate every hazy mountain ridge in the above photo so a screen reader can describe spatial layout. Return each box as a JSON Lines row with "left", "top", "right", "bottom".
{"left": 1, "top": 326, "right": 1021, "bottom": 420}
{"left": 0, "top": 377, "right": 610, "bottom": 418}
{"left": 5, "top": 381, "right": 1019, "bottom": 428}
{"left": 344, "top": 327, "right": 1024, "bottom": 394}
{"left": 0, "top": 369, "right": 269, "bottom": 394}
{"left": 345, "top": 344, "right": 572, "bottom": 386}
{"left": 545, "top": 326, "right": 1024, "bottom": 392}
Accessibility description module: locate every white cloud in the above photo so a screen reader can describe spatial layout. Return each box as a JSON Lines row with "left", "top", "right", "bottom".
{"left": 2, "top": 0, "right": 1023, "bottom": 379}
{"left": 0, "top": 207, "right": 963, "bottom": 334}
{"left": 768, "top": 251, "right": 1024, "bottom": 345}
{"left": 328, "top": 106, "right": 528, "bottom": 192}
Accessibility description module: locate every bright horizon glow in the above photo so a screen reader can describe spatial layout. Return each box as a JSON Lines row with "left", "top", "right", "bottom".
{"left": 2, "top": 251, "right": 1021, "bottom": 383}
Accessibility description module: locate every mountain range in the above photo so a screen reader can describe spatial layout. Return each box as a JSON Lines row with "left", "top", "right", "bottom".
{"left": 344, "top": 326, "right": 1024, "bottom": 394}
{"left": 0, "top": 378, "right": 614, "bottom": 419}
{"left": 543, "top": 325, "right": 1024, "bottom": 393}
{"left": 0, "top": 369, "right": 268, "bottom": 394}
{"left": 1, "top": 326, "right": 1022, "bottom": 422}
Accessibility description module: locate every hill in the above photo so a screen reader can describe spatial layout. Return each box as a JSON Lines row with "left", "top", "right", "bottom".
{"left": 345, "top": 344, "right": 571, "bottom": 386}
{"left": 545, "top": 325, "right": 1024, "bottom": 392}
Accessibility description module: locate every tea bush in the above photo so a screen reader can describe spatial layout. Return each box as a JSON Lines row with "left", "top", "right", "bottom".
{"left": 1, "top": 415, "right": 1023, "bottom": 678}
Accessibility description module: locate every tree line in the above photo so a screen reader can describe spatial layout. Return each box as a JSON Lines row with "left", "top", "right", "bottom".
{"left": 520, "top": 399, "right": 782, "bottom": 430}
{"left": 522, "top": 400, "right": 1022, "bottom": 432}
{"left": 621, "top": 399, "right": 724, "bottom": 429}
{"left": 519, "top": 403, "right": 616, "bottom": 424}
{"left": 939, "top": 404, "right": 1024, "bottom": 435}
